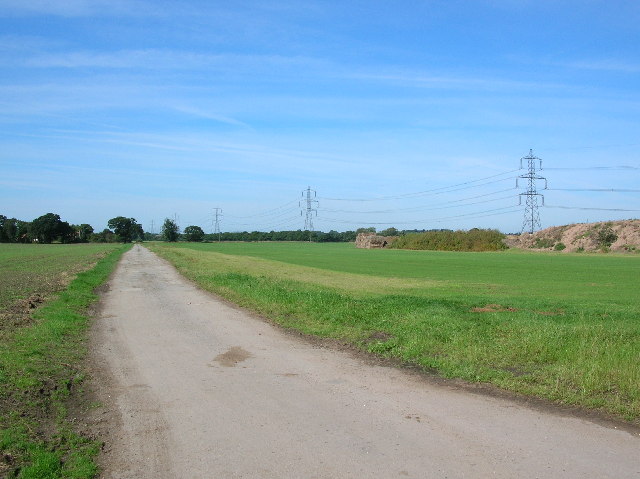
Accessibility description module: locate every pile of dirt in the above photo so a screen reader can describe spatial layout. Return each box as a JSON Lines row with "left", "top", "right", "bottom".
{"left": 504, "top": 219, "right": 640, "bottom": 253}
{"left": 0, "top": 293, "right": 45, "bottom": 334}
{"left": 355, "top": 233, "right": 398, "bottom": 249}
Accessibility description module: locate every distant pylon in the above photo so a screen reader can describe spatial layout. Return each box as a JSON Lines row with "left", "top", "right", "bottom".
{"left": 213, "top": 208, "right": 222, "bottom": 241}
{"left": 517, "top": 149, "right": 547, "bottom": 234}
{"left": 300, "top": 186, "right": 318, "bottom": 232}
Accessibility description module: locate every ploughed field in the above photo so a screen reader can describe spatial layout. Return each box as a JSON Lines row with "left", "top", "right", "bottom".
{"left": 149, "top": 241, "right": 640, "bottom": 423}
{"left": 0, "top": 243, "right": 127, "bottom": 478}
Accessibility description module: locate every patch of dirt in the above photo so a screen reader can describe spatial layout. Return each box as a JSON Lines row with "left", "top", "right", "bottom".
{"left": 366, "top": 330, "right": 394, "bottom": 343}
{"left": 505, "top": 219, "right": 640, "bottom": 253}
{"left": 470, "top": 304, "right": 518, "bottom": 313}
{"left": 536, "top": 310, "right": 565, "bottom": 316}
{"left": 213, "top": 346, "right": 253, "bottom": 367}
{"left": 0, "top": 293, "right": 46, "bottom": 335}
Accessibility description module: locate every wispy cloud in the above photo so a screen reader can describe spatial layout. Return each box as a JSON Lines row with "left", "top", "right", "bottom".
{"left": 171, "top": 105, "right": 252, "bottom": 129}
{"left": 0, "top": 0, "right": 148, "bottom": 17}
{"left": 22, "top": 48, "right": 331, "bottom": 72}
{"left": 562, "top": 59, "right": 640, "bottom": 73}
{"left": 345, "top": 70, "right": 564, "bottom": 92}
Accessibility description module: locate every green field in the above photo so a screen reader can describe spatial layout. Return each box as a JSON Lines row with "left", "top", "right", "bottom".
{"left": 0, "top": 243, "right": 128, "bottom": 478}
{"left": 149, "top": 241, "right": 640, "bottom": 423}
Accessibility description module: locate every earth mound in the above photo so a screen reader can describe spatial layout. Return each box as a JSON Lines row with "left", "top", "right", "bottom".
{"left": 504, "top": 219, "right": 640, "bottom": 253}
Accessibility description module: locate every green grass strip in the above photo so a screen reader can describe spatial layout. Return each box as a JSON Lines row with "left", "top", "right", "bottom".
{"left": 0, "top": 245, "right": 130, "bottom": 478}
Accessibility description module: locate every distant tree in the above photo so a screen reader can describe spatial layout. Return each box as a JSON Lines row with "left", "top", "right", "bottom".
{"left": 90, "top": 229, "right": 118, "bottom": 243}
{"left": 15, "top": 220, "right": 31, "bottom": 243}
{"left": 107, "top": 216, "right": 143, "bottom": 243}
{"left": 73, "top": 224, "right": 94, "bottom": 243}
{"left": 133, "top": 222, "right": 144, "bottom": 242}
{"left": 0, "top": 216, "right": 26, "bottom": 243}
{"left": 143, "top": 232, "right": 159, "bottom": 241}
{"left": 183, "top": 225, "right": 205, "bottom": 242}
{"left": 356, "top": 227, "right": 376, "bottom": 234}
{"left": 162, "top": 218, "right": 180, "bottom": 242}
{"left": 379, "top": 227, "right": 399, "bottom": 237}
{"left": 58, "top": 221, "right": 76, "bottom": 243}
{"left": 30, "top": 213, "right": 73, "bottom": 244}
{"left": 0, "top": 215, "right": 9, "bottom": 242}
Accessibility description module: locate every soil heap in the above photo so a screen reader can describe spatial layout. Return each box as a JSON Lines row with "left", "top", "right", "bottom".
{"left": 504, "top": 219, "right": 640, "bottom": 253}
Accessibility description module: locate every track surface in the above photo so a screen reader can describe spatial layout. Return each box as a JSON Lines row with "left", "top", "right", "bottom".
{"left": 91, "top": 245, "right": 639, "bottom": 478}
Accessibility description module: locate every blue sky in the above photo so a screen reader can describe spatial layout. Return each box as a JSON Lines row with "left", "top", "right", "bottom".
{"left": 1, "top": 0, "right": 639, "bottom": 234}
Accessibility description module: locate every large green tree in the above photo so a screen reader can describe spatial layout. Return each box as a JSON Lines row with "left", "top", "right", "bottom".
{"left": 73, "top": 224, "right": 94, "bottom": 243}
{"left": 107, "top": 217, "right": 143, "bottom": 243}
{"left": 0, "top": 215, "right": 9, "bottom": 242}
{"left": 30, "top": 213, "right": 74, "bottom": 244}
{"left": 183, "top": 225, "right": 205, "bottom": 242}
{"left": 162, "top": 218, "right": 180, "bottom": 242}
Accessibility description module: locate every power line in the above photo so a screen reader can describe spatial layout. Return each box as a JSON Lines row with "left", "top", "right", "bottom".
{"left": 226, "top": 200, "right": 299, "bottom": 219}
{"left": 319, "top": 169, "right": 520, "bottom": 202}
{"left": 320, "top": 205, "right": 520, "bottom": 226}
{"left": 321, "top": 188, "right": 516, "bottom": 214}
{"left": 544, "top": 206, "right": 640, "bottom": 212}
{"left": 544, "top": 166, "right": 640, "bottom": 171}
{"left": 547, "top": 188, "right": 640, "bottom": 192}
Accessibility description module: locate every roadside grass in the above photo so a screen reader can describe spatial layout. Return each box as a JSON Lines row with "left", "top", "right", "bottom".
{"left": 0, "top": 244, "right": 129, "bottom": 478}
{"left": 149, "top": 242, "right": 640, "bottom": 423}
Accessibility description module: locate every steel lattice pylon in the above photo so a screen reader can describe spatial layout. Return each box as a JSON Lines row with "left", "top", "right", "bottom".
{"left": 517, "top": 149, "right": 547, "bottom": 234}
{"left": 300, "top": 186, "right": 318, "bottom": 233}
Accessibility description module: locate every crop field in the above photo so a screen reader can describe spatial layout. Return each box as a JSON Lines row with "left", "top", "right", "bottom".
{"left": 149, "top": 241, "right": 640, "bottom": 423}
{"left": 0, "top": 243, "right": 122, "bottom": 318}
{"left": 0, "top": 243, "right": 128, "bottom": 478}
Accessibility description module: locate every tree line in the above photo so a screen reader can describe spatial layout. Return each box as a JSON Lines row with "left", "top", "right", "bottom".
{"left": 0, "top": 212, "right": 434, "bottom": 245}
{"left": 0, "top": 213, "right": 145, "bottom": 244}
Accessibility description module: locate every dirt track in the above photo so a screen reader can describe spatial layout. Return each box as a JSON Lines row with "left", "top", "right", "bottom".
{"left": 90, "top": 245, "right": 639, "bottom": 478}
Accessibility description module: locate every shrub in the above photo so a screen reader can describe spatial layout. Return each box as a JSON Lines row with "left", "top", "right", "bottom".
{"left": 554, "top": 242, "right": 566, "bottom": 251}
{"left": 597, "top": 226, "right": 618, "bottom": 247}
{"left": 391, "top": 229, "right": 507, "bottom": 252}
{"left": 533, "top": 237, "right": 555, "bottom": 249}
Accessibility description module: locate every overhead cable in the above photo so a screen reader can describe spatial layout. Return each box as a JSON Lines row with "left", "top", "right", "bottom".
{"left": 319, "top": 169, "right": 520, "bottom": 202}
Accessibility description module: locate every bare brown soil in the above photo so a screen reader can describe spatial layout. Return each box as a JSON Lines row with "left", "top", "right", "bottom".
{"left": 470, "top": 303, "right": 518, "bottom": 313}
{"left": 505, "top": 219, "right": 640, "bottom": 253}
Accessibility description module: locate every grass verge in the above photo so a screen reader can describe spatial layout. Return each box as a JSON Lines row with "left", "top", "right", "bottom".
{"left": 0, "top": 245, "right": 130, "bottom": 478}
{"left": 149, "top": 242, "right": 640, "bottom": 424}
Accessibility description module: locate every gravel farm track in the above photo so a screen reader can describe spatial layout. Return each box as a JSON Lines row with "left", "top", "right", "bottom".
{"left": 88, "top": 245, "right": 639, "bottom": 478}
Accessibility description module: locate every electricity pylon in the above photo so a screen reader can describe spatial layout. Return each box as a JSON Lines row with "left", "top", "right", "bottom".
{"left": 213, "top": 208, "right": 222, "bottom": 241}
{"left": 300, "top": 187, "right": 318, "bottom": 232}
{"left": 517, "top": 149, "right": 547, "bottom": 234}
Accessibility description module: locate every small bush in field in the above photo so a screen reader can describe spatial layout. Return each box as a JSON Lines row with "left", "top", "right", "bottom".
{"left": 554, "top": 242, "right": 566, "bottom": 251}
